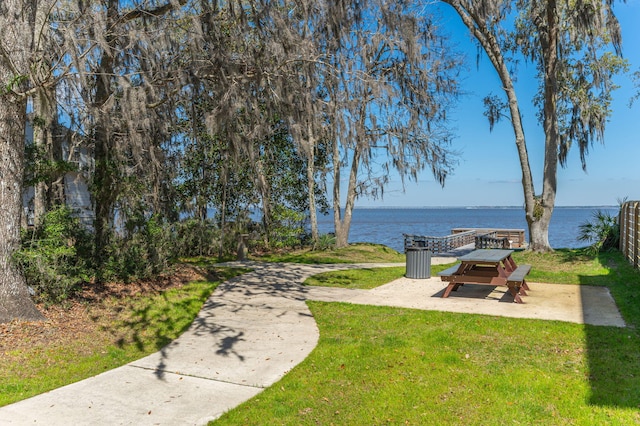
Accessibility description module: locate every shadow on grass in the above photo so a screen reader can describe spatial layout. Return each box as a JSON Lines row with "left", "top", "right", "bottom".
{"left": 582, "top": 251, "right": 640, "bottom": 408}
{"left": 119, "top": 261, "right": 372, "bottom": 381}
{"left": 108, "top": 266, "right": 246, "bottom": 354}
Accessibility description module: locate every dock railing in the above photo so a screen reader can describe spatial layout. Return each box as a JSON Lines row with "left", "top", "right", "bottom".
{"left": 475, "top": 231, "right": 510, "bottom": 249}
{"left": 404, "top": 230, "right": 476, "bottom": 254}
{"left": 452, "top": 228, "right": 526, "bottom": 249}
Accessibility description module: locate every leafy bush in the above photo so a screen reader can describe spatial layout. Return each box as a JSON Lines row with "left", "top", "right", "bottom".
{"left": 16, "top": 207, "right": 93, "bottom": 304}
{"left": 578, "top": 210, "right": 620, "bottom": 254}
{"left": 102, "top": 215, "right": 175, "bottom": 282}
{"left": 173, "top": 218, "right": 221, "bottom": 258}
{"left": 315, "top": 233, "right": 336, "bottom": 250}
{"left": 268, "top": 205, "right": 306, "bottom": 249}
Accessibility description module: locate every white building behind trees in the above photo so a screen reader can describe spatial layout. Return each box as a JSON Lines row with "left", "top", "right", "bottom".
{"left": 22, "top": 118, "right": 94, "bottom": 228}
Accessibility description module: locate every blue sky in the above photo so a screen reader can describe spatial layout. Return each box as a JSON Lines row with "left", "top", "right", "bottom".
{"left": 358, "top": 0, "right": 640, "bottom": 207}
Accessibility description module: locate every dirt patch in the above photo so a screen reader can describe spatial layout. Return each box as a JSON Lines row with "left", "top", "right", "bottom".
{"left": 0, "top": 264, "right": 209, "bottom": 357}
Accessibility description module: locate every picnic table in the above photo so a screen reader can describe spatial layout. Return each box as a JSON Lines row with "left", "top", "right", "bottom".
{"left": 437, "top": 249, "right": 531, "bottom": 303}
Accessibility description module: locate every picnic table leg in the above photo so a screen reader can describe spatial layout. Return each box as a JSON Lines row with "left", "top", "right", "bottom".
{"left": 442, "top": 283, "right": 456, "bottom": 298}
{"left": 442, "top": 282, "right": 464, "bottom": 298}
{"left": 507, "top": 285, "right": 524, "bottom": 303}
{"left": 521, "top": 279, "right": 530, "bottom": 291}
{"left": 443, "top": 282, "right": 462, "bottom": 297}
{"left": 503, "top": 256, "right": 517, "bottom": 273}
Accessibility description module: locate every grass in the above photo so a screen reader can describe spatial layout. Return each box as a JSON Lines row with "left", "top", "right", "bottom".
{"left": 304, "top": 266, "right": 406, "bottom": 289}
{"left": 215, "top": 303, "right": 640, "bottom": 425}
{"left": 214, "top": 248, "right": 640, "bottom": 425}
{"left": 4, "top": 244, "right": 640, "bottom": 424}
{"left": 512, "top": 249, "right": 616, "bottom": 285}
{"left": 251, "top": 242, "right": 406, "bottom": 264}
{"left": 0, "top": 266, "right": 244, "bottom": 407}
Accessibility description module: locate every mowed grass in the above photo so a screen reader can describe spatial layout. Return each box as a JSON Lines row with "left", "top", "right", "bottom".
{"left": 304, "top": 266, "right": 407, "bottom": 289}
{"left": 252, "top": 242, "right": 406, "bottom": 264}
{"left": 512, "top": 249, "right": 615, "bottom": 285}
{"left": 0, "top": 267, "right": 245, "bottom": 407}
{"left": 214, "top": 248, "right": 640, "bottom": 425}
{"left": 4, "top": 244, "right": 640, "bottom": 424}
{"left": 215, "top": 303, "right": 640, "bottom": 425}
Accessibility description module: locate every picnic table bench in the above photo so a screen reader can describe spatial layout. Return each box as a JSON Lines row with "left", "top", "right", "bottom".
{"left": 438, "top": 249, "right": 531, "bottom": 303}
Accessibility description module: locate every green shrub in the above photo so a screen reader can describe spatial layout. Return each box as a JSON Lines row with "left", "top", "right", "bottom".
{"left": 16, "top": 207, "right": 93, "bottom": 304}
{"left": 173, "top": 219, "right": 221, "bottom": 257}
{"left": 315, "top": 233, "right": 336, "bottom": 250}
{"left": 268, "top": 205, "right": 305, "bottom": 249}
{"left": 102, "top": 215, "right": 175, "bottom": 282}
{"left": 578, "top": 209, "right": 620, "bottom": 254}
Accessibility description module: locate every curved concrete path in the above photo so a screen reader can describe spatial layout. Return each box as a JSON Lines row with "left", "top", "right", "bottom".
{"left": 0, "top": 259, "right": 625, "bottom": 425}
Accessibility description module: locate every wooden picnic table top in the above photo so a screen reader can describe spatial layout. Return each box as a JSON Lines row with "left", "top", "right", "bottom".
{"left": 457, "top": 249, "right": 514, "bottom": 263}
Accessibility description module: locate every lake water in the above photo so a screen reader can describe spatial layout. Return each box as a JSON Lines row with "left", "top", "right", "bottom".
{"left": 316, "top": 206, "right": 619, "bottom": 252}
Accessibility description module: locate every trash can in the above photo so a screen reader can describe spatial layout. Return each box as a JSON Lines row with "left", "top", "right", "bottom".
{"left": 405, "top": 247, "right": 431, "bottom": 279}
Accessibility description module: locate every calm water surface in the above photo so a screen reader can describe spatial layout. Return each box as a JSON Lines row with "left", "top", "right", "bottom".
{"left": 317, "top": 207, "right": 618, "bottom": 252}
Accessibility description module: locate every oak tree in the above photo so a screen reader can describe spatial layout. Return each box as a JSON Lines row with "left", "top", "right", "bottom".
{"left": 0, "top": 0, "right": 47, "bottom": 322}
{"left": 442, "top": 0, "right": 626, "bottom": 251}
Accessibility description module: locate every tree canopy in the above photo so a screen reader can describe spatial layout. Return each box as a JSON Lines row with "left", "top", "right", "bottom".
{"left": 0, "top": 0, "right": 632, "bottom": 321}
{"left": 0, "top": 0, "right": 462, "bottom": 321}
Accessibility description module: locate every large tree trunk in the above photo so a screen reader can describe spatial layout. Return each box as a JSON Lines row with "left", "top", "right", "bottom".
{"left": 92, "top": 0, "right": 118, "bottom": 267}
{"left": 333, "top": 140, "right": 361, "bottom": 249}
{"left": 443, "top": 0, "right": 553, "bottom": 251}
{"left": 528, "top": 0, "right": 560, "bottom": 253}
{"left": 0, "top": 102, "right": 45, "bottom": 323}
{"left": 304, "top": 128, "right": 319, "bottom": 244}
{"left": 529, "top": 216, "right": 552, "bottom": 251}
{"left": 0, "top": 0, "right": 45, "bottom": 323}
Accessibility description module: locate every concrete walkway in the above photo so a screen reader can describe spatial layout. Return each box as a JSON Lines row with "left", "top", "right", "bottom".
{"left": 0, "top": 259, "right": 625, "bottom": 425}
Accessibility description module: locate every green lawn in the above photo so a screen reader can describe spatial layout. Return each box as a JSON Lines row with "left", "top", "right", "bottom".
{"left": 0, "top": 266, "right": 246, "bottom": 407}
{"left": 214, "top": 249, "right": 640, "bottom": 425}
{"left": 3, "top": 245, "right": 640, "bottom": 425}
{"left": 251, "top": 242, "right": 406, "bottom": 264}
{"left": 215, "top": 303, "right": 640, "bottom": 425}
{"left": 304, "top": 266, "right": 407, "bottom": 289}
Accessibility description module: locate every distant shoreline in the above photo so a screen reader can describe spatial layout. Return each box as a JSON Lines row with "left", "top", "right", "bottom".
{"left": 318, "top": 206, "right": 617, "bottom": 250}
{"left": 350, "top": 205, "right": 618, "bottom": 210}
